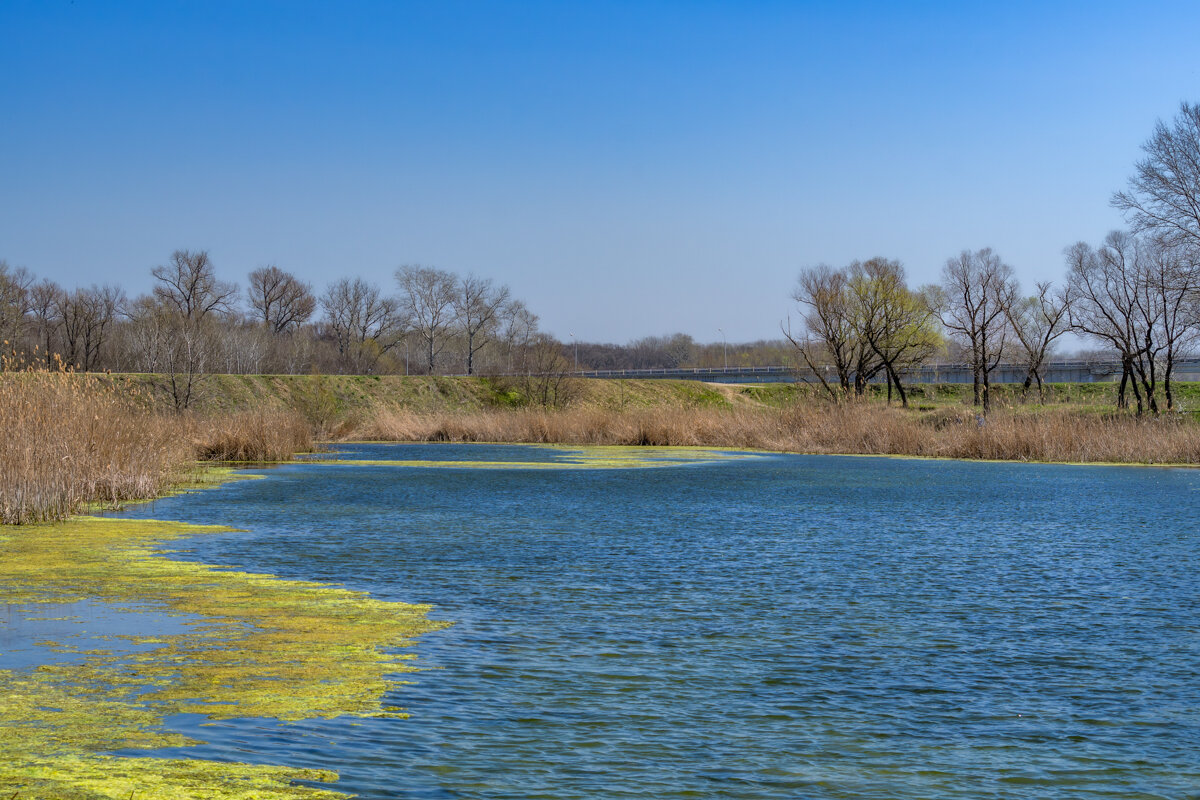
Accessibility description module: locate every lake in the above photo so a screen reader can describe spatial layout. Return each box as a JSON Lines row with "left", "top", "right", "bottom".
{"left": 22, "top": 444, "right": 1200, "bottom": 798}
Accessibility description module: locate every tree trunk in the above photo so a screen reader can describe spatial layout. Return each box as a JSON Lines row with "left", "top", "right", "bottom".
{"left": 1165, "top": 358, "right": 1175, "bottom": 411}
{"left": 796, "top": 346, "right": 840, "bottom": 402}
{"left": 886, "top": 362, "right": 908, "bottom": 408}
{"left": 1127, "top": 360, "right": 1145, "bottom": 415}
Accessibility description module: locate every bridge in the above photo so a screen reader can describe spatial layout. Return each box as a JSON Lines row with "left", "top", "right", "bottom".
{"left": 574, "top": 359, "right": 1200, "bottom": 385}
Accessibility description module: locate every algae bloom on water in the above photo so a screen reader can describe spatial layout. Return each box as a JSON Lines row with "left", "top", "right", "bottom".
{"left": 0, "top": 515, "right": 447, "bottom": 800}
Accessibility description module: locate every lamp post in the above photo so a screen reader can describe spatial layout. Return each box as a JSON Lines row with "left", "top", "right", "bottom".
{"left": 570, "top": 332, "right": 577, "bottom": 373}
{"left": 718, "top": 328, "right": 727, "bottom": 372}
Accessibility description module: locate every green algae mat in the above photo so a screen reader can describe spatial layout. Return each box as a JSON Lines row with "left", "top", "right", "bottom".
{"left": 307, "top": 444, "right": 760, "bottom": 469}
{"left": 0, "top": 515, "right": 445, "bottom": 799}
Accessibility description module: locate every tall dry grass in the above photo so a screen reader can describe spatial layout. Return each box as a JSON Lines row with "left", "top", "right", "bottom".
{"left": 348, "top": 402, "right": 1200, "bottom": 465}
{"left": 0, "top": 368, "right": 313, "bottom": 524}
{"left": 192, "top": 409, "right": 314, "bottom": 462}
{"left": 0, "top": 369, "right": 185, "bottom": 523}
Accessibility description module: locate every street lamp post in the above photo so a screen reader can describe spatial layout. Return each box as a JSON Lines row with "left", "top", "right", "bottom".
{"left": 718, "top": 328, "right": 727, "bottom": 372}
{"left": 570, "top": 332, "right": 577, "bottom": 373}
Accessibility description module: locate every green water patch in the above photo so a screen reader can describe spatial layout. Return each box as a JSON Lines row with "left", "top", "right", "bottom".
{"left": 312, "top": 444, "right": 763, "bottom": 470}
{"left": 0, "top": 514, "right": 446, "bottom": 799}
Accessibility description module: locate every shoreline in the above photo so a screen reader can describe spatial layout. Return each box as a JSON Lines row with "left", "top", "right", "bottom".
{"left": 6, "top": 370, "right": 1200, "bottom": 525}
{"left": 1, "top": 465, "right": 445, "bottom": 800}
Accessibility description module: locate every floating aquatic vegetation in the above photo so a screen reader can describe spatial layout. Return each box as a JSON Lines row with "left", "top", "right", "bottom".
{"left": 309, "top": 444, "right": 761, "bottom": 470}
{"left": 0, "top": 514, "right": 445, "bottom": 799}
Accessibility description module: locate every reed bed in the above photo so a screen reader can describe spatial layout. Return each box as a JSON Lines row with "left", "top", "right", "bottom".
{"left": 193, "top": 409, "right": 314, "bottom": 462}
{"left": 349, "top": 402, "right": 1200, "bottom": 465}
{"left": 0, "top": 371, "right": 312, "bottom": 524}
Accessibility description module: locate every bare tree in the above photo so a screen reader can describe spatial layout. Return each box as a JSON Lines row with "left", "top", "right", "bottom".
{"left": 124, "top": 295, "right": 212, "bottom": 409}
{"left": 1142, "top": 236, "right": 1200, "bottom": 410}
{"left": 320, "top": 277, "right": 404, "bottom": 374}
{"left": 54, "top": 285, "right": 125, "bottom": 372}
{"left": 938, "top": 248, "right": 1017, "bottom": 412}
{"left": 1109, "top": 103, "right": 1200, "bottom": 412}
{"left": 846, "top": 258, "right": 940, "bottom": 407}
{"left": 498, "top": 299, "right": 539, "bottom": 374}
{"left": 160, "top": 312, "right": 213, "bottom": 409}
{"left": 247, "top": 265, "right": 316, "bottom": 334}
{"left": 151, "top": 249, "right": 238, "bottom": 320}
{"left": 522, "top": 334, "right": 577, "bottom": 408}
{"left": 1113, "top": 102, "right": 1200, "bottom": 249}
{"left": 213, "top": 315, "right": 271, "bottom": 374}
{"left": 122, "top": 295, "right": 168, "bottom": 374}
{"left": 452, "top": 274, "right": 511, "bottom": 375}
{"left": 1004, "top": 281, "right": 1072, "bottom": 401}
{"left": 28, "top": 279, "right": 61, "bottom": 367}
{"left": 1066, "top": 233, "right": 1159, "bottom": 413}
{"left": 0, "top": 261, "right": 34, "bottom": 360}
{"left": 396, "top": 265, "right": 457, "bottom": 373}
{"left": 786, "top": 264, "right": 881, "bottom": 400}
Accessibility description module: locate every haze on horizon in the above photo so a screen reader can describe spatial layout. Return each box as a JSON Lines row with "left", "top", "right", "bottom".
{"left": 3, "top": 0, "right": 1199, "bottom": 344}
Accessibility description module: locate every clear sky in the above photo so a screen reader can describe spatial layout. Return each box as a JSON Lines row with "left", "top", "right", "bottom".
{"left": 3, "top": 0, "right": 1199, "bottom": 343}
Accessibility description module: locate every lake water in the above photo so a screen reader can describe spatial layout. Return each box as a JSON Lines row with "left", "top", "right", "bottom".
{"left": 78, "top": 445, "right": 1200, "bottom": 797}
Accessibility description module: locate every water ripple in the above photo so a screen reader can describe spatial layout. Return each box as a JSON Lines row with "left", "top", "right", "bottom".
{"left": 116, "top": 446, "right": 1200, "bottom": 799}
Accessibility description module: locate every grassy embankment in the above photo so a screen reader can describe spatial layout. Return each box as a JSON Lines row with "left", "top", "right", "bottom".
{"left": 5, "top": 371, "right": 1200, "bottom": 523}
{"left": 108, "top": 371, "right": 1200, "bottom": 465}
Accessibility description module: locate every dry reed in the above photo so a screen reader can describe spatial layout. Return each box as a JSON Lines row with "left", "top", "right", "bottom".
{"left": 0, "top": 368, "right": 312, "bottom": 524}
{"left": 348, "top": 402, "right": 1200, "bottom": 465}
{"left": 192, "top": 409, "right": 314, "bottom": 462}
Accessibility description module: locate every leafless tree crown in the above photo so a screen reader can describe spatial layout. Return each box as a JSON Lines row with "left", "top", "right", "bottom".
{"left": 938, "top": 248, "right": 1018, "bottom": 411}
{"left": 396, "top": 265, "right": 457, "bottom": 372}
{"left": 1113, "top": 102, "right": 1200, "bottom": 248}
{"left": 151, "top": 250, "right": 238, "bottom": 320}
{"left": 248, "top": 265, "right": 316, "bottom": 334}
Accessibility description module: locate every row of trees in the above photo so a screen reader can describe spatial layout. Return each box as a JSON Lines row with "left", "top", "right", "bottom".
{"left": 572, "top": 335, "right": 792, "bottom": 372}
{"left": 791, "top": 102, "right": 1200, "bottom": 415}
{"left": 0, "top": 247, "right": 798, "bottom": 385}
{"left": 0, "top": 253, "right": 560, "bottom": 405}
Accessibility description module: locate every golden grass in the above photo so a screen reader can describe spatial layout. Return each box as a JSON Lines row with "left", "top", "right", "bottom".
{"left": 0, "top": 369, "right": 312, "bottom": 524}
{"left": 349, "top": 402, "right": 1200, "bottom": 465}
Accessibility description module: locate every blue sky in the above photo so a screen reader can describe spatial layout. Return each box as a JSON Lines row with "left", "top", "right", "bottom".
{"left": 3, "top": 1, "right": 1199, "bottom": 342}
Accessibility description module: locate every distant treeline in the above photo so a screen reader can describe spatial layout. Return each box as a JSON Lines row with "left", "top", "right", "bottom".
{"left": 0, "top": 257, "right": 561, "bottom": 407}
{"left": 0, "top": 252, "right": 791, "bottom": 393}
